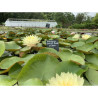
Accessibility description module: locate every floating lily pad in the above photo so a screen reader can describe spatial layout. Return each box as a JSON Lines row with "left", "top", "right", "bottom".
{"left": 38, "top": 48, "right": 58, "bottom": 54}
{"left": 76, "top": 43, "right": 94, "bottom": 53}
{"left": 58, "top": 51, "right": 72, "bottom": 61}
{"left": 0, "top": 75, "right": 17, "bottom": 86}
{"left": 90, "top": 49, "right": 98, "bottom": 54}
{"left": 5, "top": 41, "right": 21, "bottom": 51}
{"left": 59, "top": 42, "right": 71, "bottom": 47}
{"left": 20, "top": 46, "right": 31, "bottom": 52}
{"left": 86, "top": 37, "right": 98, "bottom": 43}
{"left": 18, "top": 78, "right": 43, "bottom": 86}
{"left": 42, "top": 41, "right": 46, "bottom": 46}
{"left": 0, "top": 41, "right": 5, "bottom": 57}
{"left": 85, "top": 54, "right": 98, "bottom": 65}
{"left": 70, "top": 54, "right": 85, "bottom": 65}
{"left": 17, "top": 54, "right": 59, "bottom": 83}
{"left": 8, "top": 63, "right": 22, "bottom": 79}
{"left": 86, "top": 63, "right": 98, "bottom": 70}
{"left": 84, "top": 79, "right": 91, "bottom": 86}
{"left": 0, "top": 56, "right": 24, "bottom": 69}
{"left": 22, "top": 54, "right": 35, "bottom": 64}
{"left": 67, "top": 37, "right": 78, "bottom": 42}
{"left": 48, "top": 35, "right": 59, "bottom": 39}
{"left": 94, "top": 41, "right": 98, "bottom": 49}
{"left": 71, "top": 41, "right": 85, "bottom": 48}
{"left": 73, "top": 51, "right": 85, "bottom": 59}
{"left": 56, "top": 61, "right": 86, "bottom": 76}
{"left": 85, "top": 68, "right": 98, "bottom": 85}
{"left": 59, "top": 48, "right": 73, "bottom": 53}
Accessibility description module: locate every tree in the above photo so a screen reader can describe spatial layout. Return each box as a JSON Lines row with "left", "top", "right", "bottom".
{"left": 54, "top": 12, "right": 75, "bottom": 28}
{"left": 92, "top": 13, "right": 98, "bottom": 23}
{"left": 85, "top": 16, "right": 92, "bottom": 23}
{"left": 75, "top": 12, "right": 88, "bottom": 24}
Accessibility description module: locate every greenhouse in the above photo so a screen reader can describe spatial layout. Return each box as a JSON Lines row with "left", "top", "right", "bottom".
{"left": 5, "top": 18, "right": 57, "bottom": 28}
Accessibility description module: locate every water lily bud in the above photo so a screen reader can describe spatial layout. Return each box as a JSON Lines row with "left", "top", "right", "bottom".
{"left": 51, "top": 31, "right": 55, "bottom": 34}
{"left": 71, "top": 32, "right": 76, "bottom": 35}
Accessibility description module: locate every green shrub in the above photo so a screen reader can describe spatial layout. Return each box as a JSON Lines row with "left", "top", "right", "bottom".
{"left": 69, "top": 23, "right": 98, "bottom": 29}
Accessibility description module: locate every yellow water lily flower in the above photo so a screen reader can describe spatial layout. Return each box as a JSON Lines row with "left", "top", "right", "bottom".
{"left": 3, "top": 38, "right": 7, "bottom": 39}
{"left": 82, "top": 34, "right": 91, "bottom": 40}
{"left": 22, "top": 35, "right": 40, "bottom": 47}
{"left": 72, "top": 34, "right": 80, "bottom": 39}
{"left": 46, "top": 72, "right": 84, "bottom": 86}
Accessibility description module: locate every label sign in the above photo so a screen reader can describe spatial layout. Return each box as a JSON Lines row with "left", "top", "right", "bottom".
{"left": 46, "top": 40, "right": 59, "bottom": 51}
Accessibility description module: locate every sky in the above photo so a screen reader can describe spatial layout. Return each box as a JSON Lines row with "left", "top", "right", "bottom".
{"left": 73, "top": 12, "right": 97, "bottom": 17}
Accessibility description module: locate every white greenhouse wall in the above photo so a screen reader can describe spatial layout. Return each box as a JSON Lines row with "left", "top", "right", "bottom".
{"left": 5, "top": 20, "right": 57, "bottom": 27}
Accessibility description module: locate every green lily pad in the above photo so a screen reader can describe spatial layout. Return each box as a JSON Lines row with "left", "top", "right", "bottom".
{"left": 94, "top": 41, "right": 98, "bottom": 49}
{"left": 70, "top": 54, "right": 85, "bottom": 65}
{"left": 73, "top": 51, "right": 85, "bottom": 59}
{"left": 58, "top": 51, "right": 72, "bottom": 61}
{"left": 71, "top": 41, "right": 85, "bottom": 48}
{"left": 59, "top": 48, "right": 73, "bottom": 53}
{"left": 0, "top": 75, "right": 17, "bottom": 86}
{"left": 67, "top": 37, "right": 78, "bottom": 42}
{"left": 59, "top": 42, "right": 71, "bottom": 47}
{"left": 56, "top": 61, "right": 86, "bottom": 76}
{"left": 5, "top": 41, "right": 21, "bottom": 51}
{"left": 20, "top": 46, "right": 31, "bottom": 52}
{"left": 48, "top": 35, "right": 59, "bottom": 39}
{"left": 85, "top": 68, "right": 98, "bottom": 85}
{"left": 17, "top": 54, "right": 59, "bottom": 83}
{"left": 0, "top": 56, "right": 24, "bottom": 69}
{"left": 86, "top": 63, "right": 98, "bottom": 70}
{"left": 37, "top": 43, "right": 42, "bottom": 47}
{"left": 8, "top": 63, "right": 22, "bottom": 79}
{"left": 0, "top": 41, "right": 5, "bottom": 57}
{"left": 84, "top": 79, "right": 91, "bottom": 86}
{"left": 85, "top": 54, "right": 98, "bottom": 65}
{"left": 38, "top": 48, "right": 58, "bottom": 54}
{"left": 18, "top": 78, "right": 43, "bottom": 86}
{"left": 22, "top": 54, "right": 35, "bottom": 64}
{"left": 76, "top": 43, "right": 94, "bottom": 53}
{"left": 42, "top": 41, "right": 46, "bottom": 46}
{"left": 90, "top": 49, "right": 98, "bottom": 54}
{"left": 86, "top": 37, "right": 98, "bottom": 43}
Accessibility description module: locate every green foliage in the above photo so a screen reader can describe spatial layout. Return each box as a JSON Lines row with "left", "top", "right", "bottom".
{"left": 70, "top": 23, "right": 98, "bottom": 29}
{"left": 93, "top": 13, "right": 98, "bottom": 24}
{"left": 0, "top": 28, "right": 98, "bottom": 86}
{"left": 54, "top": 12, "right": 75, "bottom": 28}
